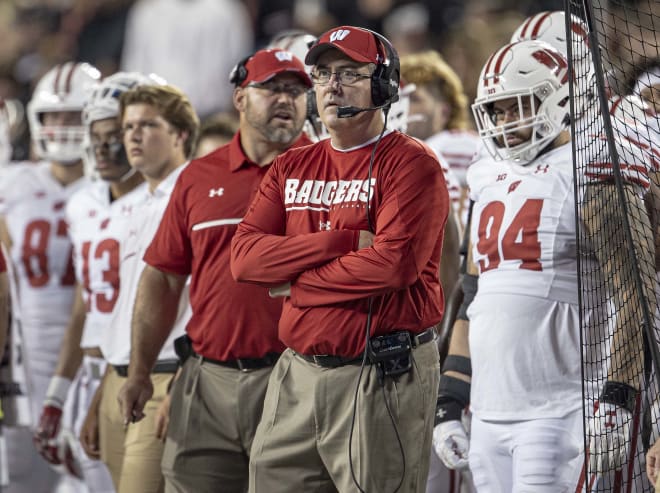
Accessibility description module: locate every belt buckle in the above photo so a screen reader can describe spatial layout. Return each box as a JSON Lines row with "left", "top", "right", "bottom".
{"left": 312, "top": 355, "right": 326, "bottom": 366}
{"left": 236, "top": 359, "right": 251, "bottom": 372}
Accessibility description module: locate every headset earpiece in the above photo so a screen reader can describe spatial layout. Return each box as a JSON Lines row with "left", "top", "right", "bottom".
{"left": 366, "top": 30, "right": 400, "bottom": 108}
{"left": 229, "top": 55, "right": 252, "bottom": 86}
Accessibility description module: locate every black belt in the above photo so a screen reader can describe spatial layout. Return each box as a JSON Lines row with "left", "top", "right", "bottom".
{"left": 192, "top": 352, "right": 280, "bottom": 372}
{"left": 297, "top": 326, "right": 436, "bottom": 369}
{"left": 113, "top": 359, "right": 179, "bottom": 378}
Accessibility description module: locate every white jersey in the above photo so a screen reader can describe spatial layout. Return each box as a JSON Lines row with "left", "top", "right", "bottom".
{"left": 423, "top": 143, "right": 462, "bottom": 226}
{"left": 467, "top": 144, "right": 583, "bottom": 420}
{"left": 66, "top": 181, "right": 145, "bottom": 349}
{"left": 102, "top": 165, "right": 191, "bottom": 366}
{"left": 425, "top": 129, "right": 480, "bottom": 231}
{"left": 0, "top": 162, "right": 87, "bottom": 366}
{"left": 581, "top": 102, "right": 660, "bottom": 193}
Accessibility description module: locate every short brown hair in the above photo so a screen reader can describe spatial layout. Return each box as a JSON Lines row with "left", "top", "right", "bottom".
{"left": 119, "top": 84, "right": 200, "bottom": 158}
{"left": 198, "top": 113, "right": 239, "bottom": 143}
{"left": 400, "top": 50, "right": 470, "bottom": 131}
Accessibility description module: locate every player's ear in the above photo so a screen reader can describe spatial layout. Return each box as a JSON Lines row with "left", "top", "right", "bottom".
{"left": 233, "top": 87, "right": 246, "bottom": 113}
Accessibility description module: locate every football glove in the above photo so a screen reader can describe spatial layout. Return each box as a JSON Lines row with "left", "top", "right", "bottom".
{"left": 588, "top": 381, "right": 638, "bottom": 474}
{"left": 432, "top": 372, "right": 470, "bottom": 470}
{"left": 33, "top": 376, "right": 71, "bottom": 465}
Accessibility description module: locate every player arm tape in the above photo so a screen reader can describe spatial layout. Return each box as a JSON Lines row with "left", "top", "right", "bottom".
{"left": 599, "top": 380, "right": 638, "bottom": 413}
{"left": 441, "top": 355, "right": 472, "bottom": 377}
{"left": 44, "top": 376, "right": 73, "bottom": 408}
{"left": 456, "top": 273, "right": 478, "bottom": 321}
{"left": 438, "top": 374, "right": 470, "bottom": 407}
{"left": 436, "top": 375, "right": 471, "bottom": 424}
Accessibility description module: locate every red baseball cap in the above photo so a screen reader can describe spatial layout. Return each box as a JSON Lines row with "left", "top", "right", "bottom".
{"left": 237, "top": 49, "right": 312, "bottom": 88}
{"left": 305, "top": 26, "right": 383, "bottom": 65}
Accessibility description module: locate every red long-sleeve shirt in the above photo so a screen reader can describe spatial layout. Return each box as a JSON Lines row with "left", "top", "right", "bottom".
{"left": 231, "top": 131, "right": 449, "bottom": 357}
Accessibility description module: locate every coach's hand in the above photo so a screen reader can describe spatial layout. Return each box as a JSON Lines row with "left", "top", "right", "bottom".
{"left": 589, "top": 402, "right": 632, "bottom": 473}
{"left": 432, "top": 398, "right": 469, "bottom": 469}
{"left": 118, "top": 374, "right": 153, "bottom": 425}
{"left": 358, "top": 230, "right": 375, "bottom": 249}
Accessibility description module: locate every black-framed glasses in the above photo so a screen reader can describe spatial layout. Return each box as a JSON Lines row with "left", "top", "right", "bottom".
{"left": 311, "top": 69, "right": 372, "bottom": 86}
{"left": 247, "top": 82, "right": 307, "bottom": 98}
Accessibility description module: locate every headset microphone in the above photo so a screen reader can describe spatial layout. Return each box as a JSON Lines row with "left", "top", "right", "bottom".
{"left": 336, "top": 100, "right": 396, "bottom": 118}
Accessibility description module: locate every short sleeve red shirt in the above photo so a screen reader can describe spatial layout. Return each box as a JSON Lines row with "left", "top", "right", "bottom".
{"left": 144, "top": 132, "right": 312, "bottom": 360}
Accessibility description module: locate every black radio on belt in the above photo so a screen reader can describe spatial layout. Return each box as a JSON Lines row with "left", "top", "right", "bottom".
{"left": 367, "top": 331, "right": 412, "bottom": 378}
{"left": 174, "top": 334, "right": 193, "bottom": 365}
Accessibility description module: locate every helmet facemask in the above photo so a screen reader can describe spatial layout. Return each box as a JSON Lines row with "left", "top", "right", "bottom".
{"left": 473, "top": 40, "right": 571, "bottom": 165}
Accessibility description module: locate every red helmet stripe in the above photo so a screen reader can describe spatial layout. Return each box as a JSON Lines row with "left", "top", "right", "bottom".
{"left": 519, "top": 13, "right": 541, "bottom": 39}
{"left": 492, "top": 43, "right": 515, "bottom": 85}
{"left": 483, "top": 52, "right": 497, "bottom": 87}
{"left": 530, "top": 12, "right": 552, "bottom": 38}
{"left": 570, "top": 19, "right": 590, "bottom": 49}
{"left": 53, "top": 64, "right": 64, "bottom": 94}
{"left": 64, "top": 63, "right": 77, "bottom": 95}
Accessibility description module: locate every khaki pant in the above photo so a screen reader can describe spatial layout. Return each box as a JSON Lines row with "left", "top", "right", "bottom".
{"left": 161, "top": 356, "right": 273, "bottom": 493}
{"left": 249, "top": 342, "right": 440, "bottom": 493}
{"left": 99, "top": 368, "right": 171, "bottom": 493}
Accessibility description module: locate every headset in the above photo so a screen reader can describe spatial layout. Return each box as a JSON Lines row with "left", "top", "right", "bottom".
{"left": 229, "top": 54, "right": 252, "bottom": 87}
{"left": 321, "top": 28, "right": 400, "bottom": 118}
{"left": 366, "top": 28, "right": 400, "bottom": 108}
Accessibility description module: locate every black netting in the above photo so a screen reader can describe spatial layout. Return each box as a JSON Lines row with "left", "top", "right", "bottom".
{"left": 568, "top": 0, "right": 659, "bottom": 490}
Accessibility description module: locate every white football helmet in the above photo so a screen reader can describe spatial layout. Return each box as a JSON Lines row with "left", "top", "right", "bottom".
{"left": 511, "top": 11, "right": 595, "bottom": 119}
{"left": 83, "top": 71, "right": 166, "bottom": 179}
{"left": 472, "top": 40, "right": 571, "bottom": 164}
{"left": 0, "top": 100, "right": 12, "bottom": 166}
{"left": 27, "top": 62, "right": 101, "bottom": 163}
{"left": 83, "top": 71, "right": 166, "bottom": 126}
{"left": 386, "top": 81, "right": 416, "bottom": 133}
{"left": 267, "top": 29, "right": 316, "bottom": 74}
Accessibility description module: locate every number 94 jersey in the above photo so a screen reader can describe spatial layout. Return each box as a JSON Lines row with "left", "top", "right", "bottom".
{"left": 468, "top": 143, "right": 578, "bottom": 305}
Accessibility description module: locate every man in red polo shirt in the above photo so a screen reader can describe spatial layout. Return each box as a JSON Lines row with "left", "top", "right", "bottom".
{"left": 117, "top": 48, "right": 317, "bottom": 492}
{"left": 231, "top": 26, "right": 447, "bottom": 492}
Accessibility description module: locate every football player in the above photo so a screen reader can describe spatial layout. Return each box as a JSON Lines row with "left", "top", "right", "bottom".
{"left": 513, "top": 12, "right": 658, "bottom": 490}
{"left": 435, "top": 39, "right": 588, "bottom": 491}
{"left": 33, "top": 71, "right": 164, "bottom": 492}
{"left": 0, "top": 61, "right": 100, "bottom": 492}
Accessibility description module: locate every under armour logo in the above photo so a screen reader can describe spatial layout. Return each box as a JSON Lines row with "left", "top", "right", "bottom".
{"left": 436, "top": 408, "right": 446, "bottom": 419}
{"left": 330, "top": 29, "right": 350, "bottom": 42}
{"left": 319, "top": 220, "right": 331, "bottom": 231}
{"left": 535, "top": 164, "right": 549, "bottom": 174}
{"left": 275, "top": 51, "right": 293, "bottom": 62}
{"left": 496, "top": 173, "right": 507, "bottom": 182}
{"left": 209, "top": 187, "right": 224, "bottom": 198}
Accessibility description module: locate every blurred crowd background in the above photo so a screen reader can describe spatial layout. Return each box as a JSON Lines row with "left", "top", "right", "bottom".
{"left": 0, "top": 0, "right": 564, "bottom": 161}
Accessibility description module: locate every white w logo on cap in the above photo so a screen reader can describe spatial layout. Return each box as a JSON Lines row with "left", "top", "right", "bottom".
{"left": 330, "top": 29, "right": 350, "bottom": 42}
{"left": 275, "top": 51, "right": 293, "bottom": 62}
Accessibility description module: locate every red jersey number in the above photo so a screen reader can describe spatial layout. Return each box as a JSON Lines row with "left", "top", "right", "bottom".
{"left": 476, "top": 199, "right": 543, "bottom": 272}
{"left": 81, "top": 238, "right": 120, "bottom": 313}
{"left": 22, "top": 219, "right": 75, "bottom": 287}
